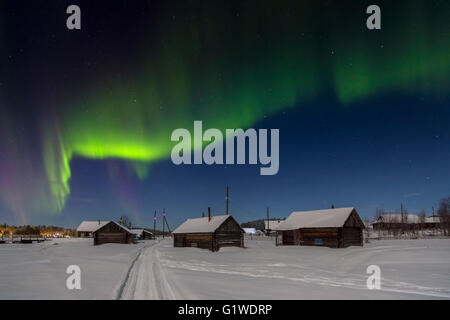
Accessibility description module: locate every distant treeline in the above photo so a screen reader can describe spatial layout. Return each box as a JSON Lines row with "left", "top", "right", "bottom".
{"left": 0, "top": 224, "right": 76, "bottom": 237}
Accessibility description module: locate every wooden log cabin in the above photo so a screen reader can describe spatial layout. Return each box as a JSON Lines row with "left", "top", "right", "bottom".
{"left": 276, "top": 207, "right": 365, "bottom": 248}
{"left": 76, "top": 221, "right": 136, "bottom": 245}
{"left": 173, "top": 212, "right": 244, "bottom": 252}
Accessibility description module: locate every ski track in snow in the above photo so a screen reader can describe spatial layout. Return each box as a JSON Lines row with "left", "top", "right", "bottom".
{"left": 117, "top": 242, "right": 177, "bottom": 300}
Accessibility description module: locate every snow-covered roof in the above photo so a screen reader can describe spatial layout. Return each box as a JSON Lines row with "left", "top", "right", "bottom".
{"left": 425, "top": 216, "right": 440, "bottom": 223}
{"left": 173, "top": 215, "right": 237, "bottom": 234}
{"left": 276, "top": 207, "right": 360, "bottom": 231}
{"left": 112, "top": 221, "right": 133, "bottom": 233}
{"left": 76, "top": 221, "right": 110, "bottom": 232}
{"left": 76, "top": 221, "right": 132, "bottom": 233}
{"left": 243, "top": 228, "right": 257, "bottom": 234}
{"left": 130, "top": 229, "right": 153, "bottom": 235}
{"left": 265, "top": 220, "right": 283, "bottom": 230}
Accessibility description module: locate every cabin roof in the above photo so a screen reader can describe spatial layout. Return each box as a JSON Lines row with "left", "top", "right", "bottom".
{"left": 76, "top": 221, "right": 132, "bottom": 233}
{"left": 264, "top": 219, "right": 283, "bottom": 230}
{"left": 130, "top": 229, "right": 153, "bottom": 235}
{"left": 76, "top": 221, "right": 110, "bottom": 232}
{"left": 425, "top": 216, "right": 440, "bottom": 223}
{"left": 243, "top": 227, "right": 257, "bottom": 234}
{"left": 173, "top": 215, "right": 238, "bottom": 234}
{"left": 276, "top": 207, "right": 362, "bottom": 230}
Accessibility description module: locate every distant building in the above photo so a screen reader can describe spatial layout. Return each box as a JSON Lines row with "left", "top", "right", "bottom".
{"left": 76, "top": 221, "right": 136, "bottom": 245}
{"left": 372, "top": 214, "right": 441, "bottom": 230}
{"left": 264, "top": 219, "right": 283, "bottom": 234}
{"left": 130, "top": 228, "right": 154, "bottom": 240}
{"left": 276, "top": 207, "right": 365, "bottom": 248}
{"left": 243, "top": 228, "right": 257, "bottom": 234}
{"left": 425, "top": 215, "right": 441, "bottom": 224}
{"left": 173, "top": 214, "right": 244, "bottom": 252}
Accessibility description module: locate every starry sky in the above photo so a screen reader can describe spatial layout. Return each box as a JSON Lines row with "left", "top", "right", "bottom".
{"left": 0, "top": 0, "right": 449, "bottom": 229}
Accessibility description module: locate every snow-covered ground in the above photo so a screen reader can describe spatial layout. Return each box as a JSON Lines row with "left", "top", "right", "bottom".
{"left": 0, "top": 238, "right": 156, "bottom": 299}
{"left": 1, "top": 238, "right": 449, "bottom": 299}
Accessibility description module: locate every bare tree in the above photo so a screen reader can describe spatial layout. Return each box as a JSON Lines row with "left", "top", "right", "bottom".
{"left": 438, "top": 196, "right": 450, "bottom": 236}
{"left": 389, "top": 214, "right": 400, "bottom": 238}
{"left": 375, "top": 208, "right": 384, "bottom": 221}
{"left": 373, "top": 208, "right": 386, "bottom": 238}
{"left": 118, "top": 215, "right": 133, "bottom": 229}
{"left": 398, "top": 203, "right": 410, "bottom": 236}
{"left": 418, "top": 209, "right": 426, "bottom": 235}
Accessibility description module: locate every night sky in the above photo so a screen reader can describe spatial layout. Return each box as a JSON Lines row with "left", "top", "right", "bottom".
{"left": 0, "top": 0, "right": 449, "bottom": 228}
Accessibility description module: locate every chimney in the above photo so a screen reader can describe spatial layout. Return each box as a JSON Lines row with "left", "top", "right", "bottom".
{"left": 208, "top": 207, "right": 211, "bottom": 222}
{"left": 98, "top": 220, "right": 100, "bottom": 225}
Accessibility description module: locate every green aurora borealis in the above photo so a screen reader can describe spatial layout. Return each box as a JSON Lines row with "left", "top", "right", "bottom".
{"left": 0, "top": 1, "right": 449, "bottom": 223}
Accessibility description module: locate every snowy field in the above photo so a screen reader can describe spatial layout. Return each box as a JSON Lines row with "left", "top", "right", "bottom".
{"left": 0, "top": 237, "right": 449, "bottom": 299}
{"left": 0, "top": 238, "right": 154, "bottom": 299}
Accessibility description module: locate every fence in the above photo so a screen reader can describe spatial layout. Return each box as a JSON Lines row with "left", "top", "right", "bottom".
{"left": 244, "top": 234, "right": 277, "bottom": 241}
{"left": 11, "top": 235, "right": 46, "bottom": 243}
{"left": 364, "top": 229, "right": 449, "bottom": 241}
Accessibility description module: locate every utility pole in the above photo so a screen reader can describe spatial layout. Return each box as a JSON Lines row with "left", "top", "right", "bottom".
{"left": 162, "top": 208, "right": 165, "bottom": 239}
{"left": 161, "top": 208, "right": 171, "bottom": 239}
{"left": 164, "top": 210, "right": 171, "bottom": 234}
{"left": 153, "top": 210, "right": 156, "bottom": 240}
{"left": 267, "top": 207, "right": 270, "bottom": 233}
{"left": 226, "top": 186, "right": 229, "bottom": 215}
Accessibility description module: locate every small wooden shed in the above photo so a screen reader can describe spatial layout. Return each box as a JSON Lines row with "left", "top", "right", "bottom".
{"left": 130, "top": 228, "right": 154, "bottom": 240}
{"left": 76, "top": 221, "right": 136, "bottom": 245}
{"left": 173, "top": 214, "right": 244, "bottom": 252}
{"left": 276, "top": 207, "right": 364, "bottom": 248}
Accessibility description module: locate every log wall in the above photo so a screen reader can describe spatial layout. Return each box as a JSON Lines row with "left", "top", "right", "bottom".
{"left": 299, "top": 228, "right": 340, "bottom": 247}
{"left": 173, "top": 233, "right": 213, "bottom": 250}
{"left": 342, "top": 227, "right": 363, "bottom": 247}
{"left": 214, "top": 216, "right": 244, "bottom": 251}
